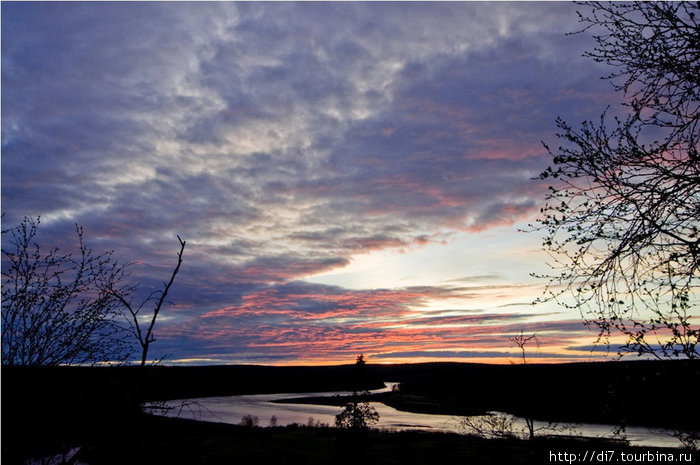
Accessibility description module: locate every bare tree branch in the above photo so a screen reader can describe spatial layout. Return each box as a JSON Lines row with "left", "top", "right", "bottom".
{"left": 1, "top": 217, "right": 132, "bottom": 366}
{"left": 534, "top": 2, "right": 699, "bottom": 359}
{"left": 102, "top": 235, "right": 186, "bottom": 366}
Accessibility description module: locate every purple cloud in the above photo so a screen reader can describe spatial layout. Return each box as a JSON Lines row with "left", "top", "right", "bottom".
{"left": 2, "top": 2, "right": 616, "bottom": 364}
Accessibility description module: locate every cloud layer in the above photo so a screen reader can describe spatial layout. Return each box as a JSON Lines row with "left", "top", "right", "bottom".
{"left": 2, "top": 2, "right": 614, "bottom": 364}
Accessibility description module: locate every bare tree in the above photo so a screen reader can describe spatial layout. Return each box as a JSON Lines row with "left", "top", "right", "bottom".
{"left": 507, "top": 331, "right": 541, "bottom": 440}
{"left": 239, "top": 414, "right": 259, "bottom": 428}
{"left": 1, "top": 217, "right": 131, "bottom": 365}
{"left": 535, "top": 1, "right": 699, "bottom": 359}
{"left": 509, "top": 331, "right": 540, "bottom": 365}
{"left": 103, "top": 235, "right": 186, "bottom": 366}
{"left": 459, "top": 413, "right": 517, "bottom": 440}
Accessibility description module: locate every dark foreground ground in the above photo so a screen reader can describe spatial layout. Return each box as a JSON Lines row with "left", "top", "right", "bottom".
{"left": 2, "top": 360, "right": 698, "bottom": 464}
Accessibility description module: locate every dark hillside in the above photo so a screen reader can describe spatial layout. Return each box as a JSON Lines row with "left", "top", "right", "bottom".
{"left": 2, "top": 360, "right": 697, "bottom": 463}
{"left": 368, "top": 360, "right": 700, "bottom": 429}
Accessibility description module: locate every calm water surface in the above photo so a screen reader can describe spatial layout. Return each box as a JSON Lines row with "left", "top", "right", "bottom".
{"left": 144, "top": 382, "right": 684, "bottom": 448}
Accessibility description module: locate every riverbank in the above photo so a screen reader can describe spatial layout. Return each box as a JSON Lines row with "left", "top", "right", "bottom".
{"left": 2, "top": 360, "right": 698, "bottom": 463}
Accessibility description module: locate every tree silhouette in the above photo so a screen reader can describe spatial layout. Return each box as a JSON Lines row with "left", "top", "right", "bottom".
{"left": 102, "top": 235, "right": 186, "bottom": 366}
{"left": 1, "top": 217, "right": 131, "bottom": 365}
{"left": 509, "top": 331, "right": 540, "bottom": 365}
{"left": 509, "top": 331, "right": 541, "bottom": 440}
{"left": 536, "top": 1, "right": 699, "bottom": 359}
{"left": 335, "top": 354, "right": 379, "bottom": 430}
{"left": 335, "top": 401, "right": 379, "bottom": 430}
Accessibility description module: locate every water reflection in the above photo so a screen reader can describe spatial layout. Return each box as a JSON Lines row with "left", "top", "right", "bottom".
{"left": 144, "top": 382, "right": 684, "bottom": 448}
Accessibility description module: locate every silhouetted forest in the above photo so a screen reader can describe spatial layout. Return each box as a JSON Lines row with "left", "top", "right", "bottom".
{"left": 3, "top": 360, "right": 698, "bottom": 464}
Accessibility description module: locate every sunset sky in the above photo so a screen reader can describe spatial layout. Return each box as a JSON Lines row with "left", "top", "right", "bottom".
{"left": 2, "top": 2, "right": 625, "bottom": 365}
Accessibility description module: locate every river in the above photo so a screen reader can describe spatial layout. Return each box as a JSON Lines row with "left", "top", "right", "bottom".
{"left": 143, "top": 382, "right": 686, "bottom": 448}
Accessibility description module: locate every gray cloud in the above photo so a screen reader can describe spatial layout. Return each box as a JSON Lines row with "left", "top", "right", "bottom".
{"left": 2, "top": 2, "right": 614, "bottom": 363}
